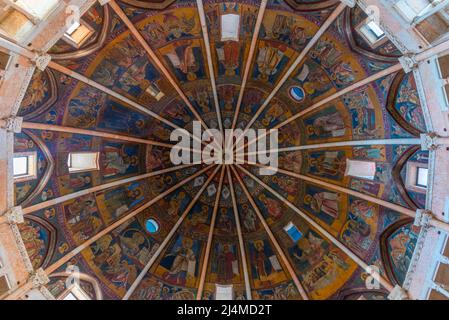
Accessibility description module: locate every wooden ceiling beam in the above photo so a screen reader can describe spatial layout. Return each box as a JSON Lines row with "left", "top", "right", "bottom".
{"left": 235, "top": 164, "right": 395, "bottom": 292}
{"left": 226, "top": 166, "right": 252, "bottom": 300}
{"left": 123, "top": 165, "right": 222, "bottom": 300}
{"left": 230, "top": 165, "right": 309, "bottom": 300}
{"left": 196, "top": 165, "right": 226, "bottom": 300}
{"left": 5, "top": 164, "right": 215, "bottom": 300}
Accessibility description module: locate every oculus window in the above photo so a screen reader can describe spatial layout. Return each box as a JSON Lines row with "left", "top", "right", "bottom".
{"left": 145, "top": 218, "right": 159, "bottom": 233}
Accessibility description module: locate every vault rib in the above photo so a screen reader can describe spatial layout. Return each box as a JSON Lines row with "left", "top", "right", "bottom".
{"left": 230, "top": 165, "right": 309, "bottom": 300}
{"left": 226, "top": 166, "right": 252, "bottom": 300}
{"left": 20, "top": 121, "right": 190, "bottom": 151}
{"left": 243, "top": 137, "right": 421, "bottom": 157}
{"left": 236, "top": 34, "right": 449, "bottom": 154}
{"left": 196, "top": 0, "right": 224, "bottom": 142}
{"left": 108, "top": 0, "right": 212, "bottom": 133}
{"left": 123, "top": 165, "right": 222, "bottom": 300}
{"left": 196, "top": 165, "right": 226, "bottom": 300}
{"left": 5, "top": 164, "right": 215, "bottom": 300}
{"left": 0, "top": 41, "right": 207, "bottom": 152}
{"left": 248, "top": 163, "right": 449, "bottom": 233}
{"left": 235, "top": 164, "right": 395, "bottom": 293}
{"left": 230, "top": 0, "right": 268, "bottom": 131}
{"left": 0, "top": 164, "right": 197, "bottom": 225}
{"left": 232, "top": 2, "right": 347, "bottom": 152}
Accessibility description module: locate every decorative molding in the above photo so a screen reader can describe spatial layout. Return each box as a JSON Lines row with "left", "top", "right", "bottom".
{"left": 420, "top": 132, "right": 440, "bottom": 151}
{"left": 402, "top": 220, "right": 431, "bottom": 291}
{"left": 39, "top": 286, "right": 56, "bottom": 300}
{"left": 31, "top": 54, "right": 51, "bottom": 71}
{"left": 11, "top": 65, "right": 36, "bottom": 116}
{"left": 387, "top": 285, "right": 409, "bottom": 300}
{"left": 9, "top": 223, "right": 34, "bottom": 273}
{"left": 30, "top": 268, "right": 50, "bottom": 289}
{"left": 284, "top": 0, "right": 339, "bottom": 11}
{"left": 1, "top": 117, "right": 23, "bottom": 133}
{"left": 399, "top": 54, "right": 419, "bottom": 73}
{"left": 414, "top": 209, "right": 433, "bottom": 227}
{"left": 5, "top": 206, "right": 24, "bottom": 224}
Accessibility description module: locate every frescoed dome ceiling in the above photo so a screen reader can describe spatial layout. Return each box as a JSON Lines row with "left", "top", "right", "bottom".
{"left": 14, "top": 0, "right": 429, "bottom": 300}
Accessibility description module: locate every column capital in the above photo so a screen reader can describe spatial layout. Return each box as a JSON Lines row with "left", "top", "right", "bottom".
{"left": 4, "top": 206, "right": 24, "bottom": 224}
{"left": 31, "top": 53, "right": 51, "bottom": 71}
{"left": 387, "top": 285, "right": 409, "bottom": 300}
{"left": 1, "top": 117, "right": 23, "bottom": 133}
{"left": 30, "top": 268, "right": 50, "bottom": 289}
{"left": 420, "top": 132, "right": 440, "bottom": 151}
{"left": 340, "top": 0, "right": 356, "bottom": 7}
{"left": 414, "top": 209, "right": 433, "bottom": 228}
{"left": 399, "top": 54, "right": 418, "bottom": 73}
{"left": 98, "top": 0, "right": 110, "bottom": 5}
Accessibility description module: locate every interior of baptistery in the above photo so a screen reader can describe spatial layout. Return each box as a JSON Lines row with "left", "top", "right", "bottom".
{"left": 2, "top": 0, "right": 449, "bottom": 301}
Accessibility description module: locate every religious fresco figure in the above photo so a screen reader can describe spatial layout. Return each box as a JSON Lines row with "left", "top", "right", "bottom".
{"left": 160, "top": 236, "right": 198, "bottom": 286}
{"left": 215, "top": 243, "right": 237, "bottom": 283}
{"left": 304, "top": 190, "right": 340, "bottom": 221}
{"left": 254, "top": 45, "right": 288, "bottom": 83}
{"left": 216, "top": 41, "right": 241, "bottom": 76}
{"left": 304, "top": 107, "right": 347, "bottom": 140}
{"left": 165, "top": 41, "right": 204, "bottom": 82}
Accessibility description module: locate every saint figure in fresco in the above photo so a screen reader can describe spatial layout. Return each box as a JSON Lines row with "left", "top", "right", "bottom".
{"left": 162, "top": 237, "right": 196, "bottom": 286}
{"left": 217, "top": 244, "right": 235, "bottom": 282}
{"left": 304, "top": 191, "right": 339, "bottom": 219}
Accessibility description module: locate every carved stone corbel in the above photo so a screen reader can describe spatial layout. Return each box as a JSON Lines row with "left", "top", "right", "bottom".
{"left": 31, "top": 53, "right": 51, "bottom": 71}
{"left": 30, "top": 268, "right": 50, "bottom": 289}
{"left": 414, "top": 209, "right": 433, "bottom": 228}
{"left": 4, "top": 206, "right": 24, "bottom": 224}
{"left": 387, "top": 285, "right": 409, "bottom": 300}
{"left": 420, "top": 132, "right": 440, "bottom": 151}
{"left": 1, "top": 117, "right": 23, "bottom": 133}
{"left": 399, "top": 54, "right": 418, "bottom": 73}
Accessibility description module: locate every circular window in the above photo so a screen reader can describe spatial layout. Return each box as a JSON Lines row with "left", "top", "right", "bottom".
{"left": 145, "top": 218, "right": 159, "bottom": 233}
{"left": 289, "top": 86, "right": 305, "bottom": 102}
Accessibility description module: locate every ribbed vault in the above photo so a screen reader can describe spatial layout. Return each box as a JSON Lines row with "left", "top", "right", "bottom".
{"left": 5, "top": 0, "right": 446, "bottom": 300}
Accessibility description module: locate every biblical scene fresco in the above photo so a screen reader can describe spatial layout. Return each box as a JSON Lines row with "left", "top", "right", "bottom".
{"left": 13, "top": 0, "right": 430, "bottom": 300}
